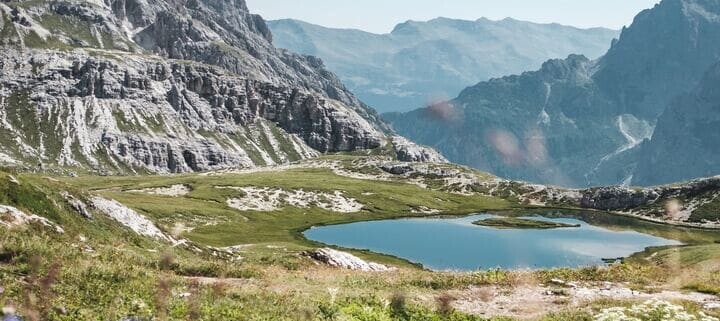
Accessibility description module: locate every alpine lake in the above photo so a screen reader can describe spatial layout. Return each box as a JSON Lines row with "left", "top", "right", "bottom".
{"left": 304, "top": 211, "right": 720, "bottom": 271}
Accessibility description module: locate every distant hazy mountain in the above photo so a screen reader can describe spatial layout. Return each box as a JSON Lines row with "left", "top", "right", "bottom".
{"left": 268, "top": 18, "right": 618, "bottom": 113}
{"left": 388, "top": 0, "right": 720, "bottom": 188}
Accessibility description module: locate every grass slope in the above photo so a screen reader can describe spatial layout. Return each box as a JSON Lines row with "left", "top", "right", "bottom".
{"left": 61, "top": 167, "right": 511, "bottom": 251}
{"left": 0, "top": 159, "right": 717, "bottom": 320}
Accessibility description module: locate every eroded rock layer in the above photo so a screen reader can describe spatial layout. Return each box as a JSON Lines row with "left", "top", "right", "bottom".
{"left": 0, "top": 0, "right": 441, "bottom": 172}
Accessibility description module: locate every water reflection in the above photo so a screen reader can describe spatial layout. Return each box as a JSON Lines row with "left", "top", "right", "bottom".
{"left": 303, "top": 212, "right": 697, "bottom": 271}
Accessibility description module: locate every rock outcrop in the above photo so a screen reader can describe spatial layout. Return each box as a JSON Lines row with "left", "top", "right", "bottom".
{"left": 223, "top": 187, "right": 364, "bottom": 213}
{"left": 633, "top": 62, "right": 720, "bottom": 186}
{"left": 91, "top": 197, "right": 176, "bottom": 242}
{"left": 581, "top": 176, "right": 720, "bottom": 209}
{"left": 303, "top": 248, "right": 394, "bottom": 272}
{"left": 391, "top": 136, "right": 448, "bottom": 163}
{"left": 579, "top": 187, "right": 660, "bottom": 211}
{"left": 0, "top": 204, "right": 65, "bottom": 233}
{"left": 62, "top": 192, "right": 93, "bottom": 219}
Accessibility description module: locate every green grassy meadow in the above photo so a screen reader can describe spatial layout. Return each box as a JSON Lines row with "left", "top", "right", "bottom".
{"left": 0, "top": 159, "right": 717, "bottom": 320}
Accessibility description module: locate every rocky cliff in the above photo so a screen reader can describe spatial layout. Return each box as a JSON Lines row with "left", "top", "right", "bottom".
{"left": 0, "top": 0, "right": 437, "bottom": 173}
{"left": 633, "top": 62, "right": 720, "bottom": 185}
{"left": 388, "top": 0, "right": 720, "bottom": 187}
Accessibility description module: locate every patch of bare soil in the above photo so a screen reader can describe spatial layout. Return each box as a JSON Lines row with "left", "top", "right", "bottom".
{"left": 452, "top": 282, "right": 720, "bottom": 320}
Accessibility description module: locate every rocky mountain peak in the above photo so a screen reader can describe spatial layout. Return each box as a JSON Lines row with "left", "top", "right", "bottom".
{"left": 538, "top": 54, "right": 592, "bottom": 83}
{"left": 595, "top": 0, "right": 720, "bottom": 118}
{"left": 0, "top": 0, "right": 443, "bottom": 173}
{"left": 184, "top": 0, "right": 272, "bottom": 42}
{"left": 270, "top": 16, "right": 617, "bottom": 113}
{"left": 389, "top": 0, "right": 720, "bottom": 188}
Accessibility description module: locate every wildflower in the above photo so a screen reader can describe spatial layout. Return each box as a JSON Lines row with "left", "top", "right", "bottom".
{"left": 327, "top": 287, "right": 338, "bottom": 304}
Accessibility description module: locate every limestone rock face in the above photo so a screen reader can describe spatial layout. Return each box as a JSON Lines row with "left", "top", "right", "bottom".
{"left": 0, "top": 0, "right": 439, "bottom": 173}
{"left": 120, "top": 0, "right": 385, "bottom": 126}
{"left": 0, "top": 49, "right": 385, "bottom": 173}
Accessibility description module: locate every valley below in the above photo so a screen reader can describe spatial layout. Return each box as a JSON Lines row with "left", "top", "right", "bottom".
{"left": 1, "top": 155, "right": 719, "bottom": 320}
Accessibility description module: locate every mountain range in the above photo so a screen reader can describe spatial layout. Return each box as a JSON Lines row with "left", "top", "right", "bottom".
{"left": 1, "top": 0, "right": 718, "bottom": 189}
{"left": 0, "top": 0, "right": 442, "bottom": 174}
{"left": 268, "top": 18, "right": 618, "bottom": 113}
{"left": 388, "top": 0, "right": 720, "bottom": 187}
{"left": 0, "top": 1, "right": 720, "bottom": 319}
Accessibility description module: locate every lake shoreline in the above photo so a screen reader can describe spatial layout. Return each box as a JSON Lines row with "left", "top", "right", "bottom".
{"left": 303, "top": 213, "right": 685, "bottom": 272}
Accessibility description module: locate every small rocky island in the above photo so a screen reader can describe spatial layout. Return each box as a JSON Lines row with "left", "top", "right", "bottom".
{"left": 473, "top": 217, "right": 581, "bottom": 229}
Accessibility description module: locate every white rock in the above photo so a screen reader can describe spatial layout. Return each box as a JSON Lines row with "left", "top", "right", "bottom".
{"left": 0, "top": 205, "right": 64, "bottom": 233}
{"left": 91, "top": 197, "right": 174, "bottom": 242}
{"left": 411, "top": 206, "right": 440, "bottom": 214}
{"left": 222, "top": 187, "right": 363, "bottom": 213}
{"left": 304, "top": 248, "right": 394, "bottom": 272}
{"left": 392, "top": 136, "right": 448, "bottom": 163}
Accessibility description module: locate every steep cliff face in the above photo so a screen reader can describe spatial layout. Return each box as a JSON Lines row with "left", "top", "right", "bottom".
{"left": 387, "top": 54, "right": 627, "bottom": 187}
{"left": 0, "top": 0, "right": 435, "bottom": 173}
{"left": 594, "top": 0, "right": 720, "bottom": 119}
{"left": 0, "top": 49, "right": 352, "bottom": 173}
{"left": 127, "top": 0, "right": 368, "bottom": 109}
{"left": 633, "top": 62, "right": 720, "bottom": 185}
{"left": 388, "top": 0, "right": 720, "bottom": 187}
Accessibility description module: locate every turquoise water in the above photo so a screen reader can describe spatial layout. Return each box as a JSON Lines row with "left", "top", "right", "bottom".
{"left": 303, "top": 214, "right": 682, "bottom": 271}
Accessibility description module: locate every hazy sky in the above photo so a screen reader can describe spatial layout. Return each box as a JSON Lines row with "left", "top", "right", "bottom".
{"left": 246, "top": 0, "right": 661, "bottom": 33}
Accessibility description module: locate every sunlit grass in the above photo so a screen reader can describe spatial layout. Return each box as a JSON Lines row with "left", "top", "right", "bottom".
{"left": 0, "top": 162, "right": 717, "bottom": 320}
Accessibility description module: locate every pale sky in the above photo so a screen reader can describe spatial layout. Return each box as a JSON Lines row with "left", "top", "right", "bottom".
{"left": 246, "top": 0, "right": 661, "bottom": 33}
